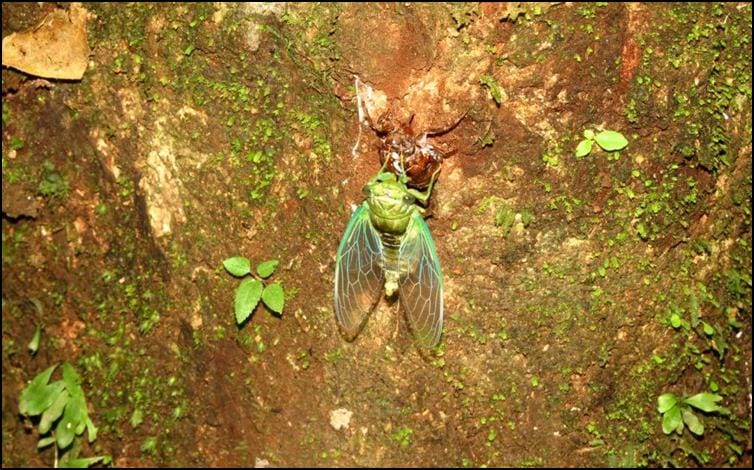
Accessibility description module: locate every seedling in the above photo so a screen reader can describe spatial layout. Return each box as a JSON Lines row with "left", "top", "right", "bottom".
{"left": 657, "top": 392, "right": 729, "bottom": 436}
{"left": 575, "top": 129, "right": 629, "bottom": 158}
{"left": 480, "top": 75, "right": 503, "bottom": 105}
{"left": 18, "top": 363, "right": 110, "bottom": 468}
{"left": 28, "top": 325, "right": 42, "bottom": 355}
{"left": 223, "top": 256, "right": 285, "bottom": 325}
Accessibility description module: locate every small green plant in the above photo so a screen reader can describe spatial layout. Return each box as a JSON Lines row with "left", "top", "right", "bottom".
{"left": 392, "top": 425, "right": 413, "bottom": 449}
{"left": 476, "top": 129, "right": 496, "bottom": 148}
{"left": 657, "top": 392, "right": 729, "bottom": 436}
{"left": 10, "top": 136, "right": 24, "bottom": 150}
{"left": 449, "top": 3, "right": 479, "bottom": 30}
{"left": 28, "top": 324, "right": 42, "bottom": 355}
{"left": 480, "top": 75, "right": 503, "bottom": 105}
{"left": 19, "top": 363, "right": 109, "bottom": 468}
{"left": 38, "top": 160, "right": 70, "bottom": 200}
{"left": 223, "top": 256, "right": 285, "bottom": 325}
{"left": 494, "top": 204, "right": 515, "bottom": 237}
{"left": 575, "top": 129, "right": 629, "bottom": 158}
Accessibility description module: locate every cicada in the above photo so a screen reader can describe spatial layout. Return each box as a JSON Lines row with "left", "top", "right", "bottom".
{"left": 334, "top": 165, "right": 443, "bottom": 348}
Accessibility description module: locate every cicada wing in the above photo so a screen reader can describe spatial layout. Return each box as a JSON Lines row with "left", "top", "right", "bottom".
{"left": 398, "top": 212, "right": 444, "bottom": 348}
{"left": 334, "top": 203, "right": 385, "bottom": 339}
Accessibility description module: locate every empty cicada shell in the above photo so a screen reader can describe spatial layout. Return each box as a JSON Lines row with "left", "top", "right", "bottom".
{"left": 373, "top": 113, "right": 447, "bottom": 190}
{"left": 379, "top": 133, "right": 444, "bottom": 190}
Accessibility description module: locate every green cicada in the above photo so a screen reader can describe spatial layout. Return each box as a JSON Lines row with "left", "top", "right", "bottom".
{"left": 334, "top": 165, "right": 443, "bottom": 348}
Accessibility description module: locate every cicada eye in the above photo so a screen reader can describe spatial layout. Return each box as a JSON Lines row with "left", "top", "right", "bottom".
{"left": 363, "top": 185, "right": 371, "bottom": 197}
{"left": 403, "top": 194, "right": 416, "bottom": 204}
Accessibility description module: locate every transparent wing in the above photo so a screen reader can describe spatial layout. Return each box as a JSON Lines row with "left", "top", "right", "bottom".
{"left": 398, "top": 211, "right": 444, "bottom": 348}
{"left": 334, "top": 203, "right": 385, "bottom": 339}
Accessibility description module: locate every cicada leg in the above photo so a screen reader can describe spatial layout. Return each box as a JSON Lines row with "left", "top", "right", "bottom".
{"left": 375, "top": 151, "right": 392, "bottom": 177}
{"left": 406, "top": 166, "right": 441, "bottom": 205}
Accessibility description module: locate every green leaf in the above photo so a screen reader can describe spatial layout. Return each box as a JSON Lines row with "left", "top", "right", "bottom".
{"left": 235, "top": 278, "right": 263, "bottom": 324}
{"left": 22, "top": 365, "right": 57, "bottom": 392}
{"left": 76, "top": 419, "right": 86, "bottom": 436}
{"left": 28, "top": 325, "right": 42, "bottom": 355}
{"left": 657, "top": 393, "right": 678, "bottom": 413}
{"left": 62, "top": 362, "right": 82, "bottom": 390}
{"left": 56, "top": 414, "right": 77, "bottom": 449}
{"left": 594, "top": 130, "right": 628, "bottom": 151}
{"left": 261, "top": 283, "right": 285, "bottom": 314}
{"left": 684, "top": 393, "right": 728, "bottom": 414}
{"left": 480, "top": 75, "right": 503, "bottom": 104}
{"left": 37, "top": 436, "right": 57, "bottom": 449}
{"left": 256, "top": 259, "right": 279, "bottom": 279}
{"left": 477, "top": 130, "right": 496, "bottom": 147}
{"left": 141, "top": 436, "right": 157, "bottom": 454}
{"left": 583, "top": 129, "right": 595, "bottom": 140}
{"left": 661, "top": 405, "right": 683, "bottom": 435}
{"left": 712, "top": 334, "right": 728, "bottom": 359}
{"left": 56, "top": 389, "right": 88, "bottom": 449}
{"left": 636, "top": 223, "right": 649, "bottom": 240}
{"left": 702, "top": 321, "right": 715, "bottom": 336}
{"left": 59, "top": 456, "right": 105, "bottom": 469}
{"left": 86, "top": 416, "right": 98, "bottom": 443}
{"left": 670, "top": 313, "right": 681, "bottom": 329}
{"left": 682, "top": 408, "right": 704, "bottom": 436}
{"left": 19, "top": 365, "right": 63, "bottom": 416}
{"left": 130, "top": 408, "right": 143, "bottom": 428}
{"left": 223, "top": 256, "right": 251, "bottom": 277}
{"left": 575, "top": 139, "right": 593, "bottom": 158}
{"left": 39, "top": 389, "right": 70, "bottom": 435}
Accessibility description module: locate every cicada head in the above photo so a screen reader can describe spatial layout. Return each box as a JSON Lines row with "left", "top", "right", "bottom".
{"left": 363, "top": 173, "right": 418, "bottom": 235}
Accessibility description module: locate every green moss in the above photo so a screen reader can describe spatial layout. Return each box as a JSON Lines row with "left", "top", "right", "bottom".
{"left": 494, "top": 204, "right": 515, "bottom": 236}
{"left": 37, "top": 160, "right": 70, "bottom": 200}
{"left": 392, "top": 426, "right": 414, "bottom": 449}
